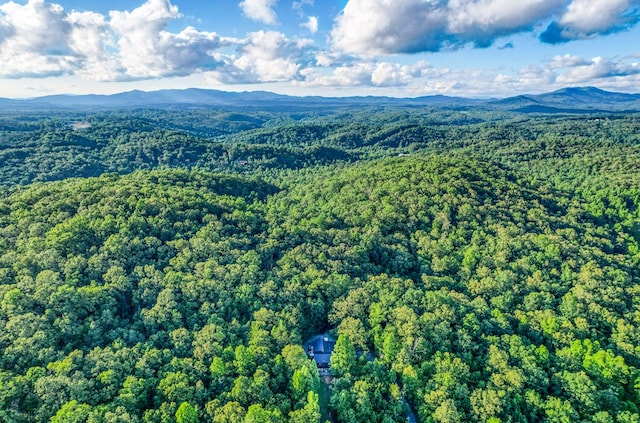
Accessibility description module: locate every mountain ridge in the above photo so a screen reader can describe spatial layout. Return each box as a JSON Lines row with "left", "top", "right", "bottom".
{"left": 1, "top": 86, "right": 639, "bottom": 112}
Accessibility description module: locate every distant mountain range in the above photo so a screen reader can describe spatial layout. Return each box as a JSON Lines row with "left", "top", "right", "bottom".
{"left": 486, "top": 87, "right": 640, "bottom": 113}
{"left": 1, "top": 86, "right": 639, "bottom": 113}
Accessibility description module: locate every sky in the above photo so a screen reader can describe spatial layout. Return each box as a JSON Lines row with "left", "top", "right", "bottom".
{"left": 0, "top": 0, "right": 639, "bottom": 98}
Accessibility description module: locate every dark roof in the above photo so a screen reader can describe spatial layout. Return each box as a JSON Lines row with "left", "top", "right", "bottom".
{"left": 314, "top": 353, "right": 332, "bottom": 366}
{"left": 312, "top": 337, "right": 335, "bottom": 354}
{"left": 304, "top": 333, "right": 336, "bottom": 365}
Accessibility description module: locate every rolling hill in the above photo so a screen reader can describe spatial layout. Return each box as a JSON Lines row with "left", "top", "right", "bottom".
{"left": 2, "top": 86, "right": 639, "bottom": 113}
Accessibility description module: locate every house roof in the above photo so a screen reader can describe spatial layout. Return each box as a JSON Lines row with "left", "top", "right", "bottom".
{"left": 304, "top": 333, "right": 336, "bottom": 365}
{"left": 314, "top": 353, "right": 332, "bottom": 365}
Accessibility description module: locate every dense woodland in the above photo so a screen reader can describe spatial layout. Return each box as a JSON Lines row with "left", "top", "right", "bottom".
{"left": 0, "top": 106, "right": 640, "bottom": 422}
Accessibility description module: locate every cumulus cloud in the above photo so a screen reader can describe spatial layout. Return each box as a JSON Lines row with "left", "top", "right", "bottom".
{"left": 555, "top": 56, "right": 640, "bottom": 83}
{"left": 110, "top": 0, "right": 226, "bottom": 78}
{"left": 516, "top": 65, "right": 558, "bottom": 87}
{"left": 331, "top": 0, "right": 447, "bottom": 55}
{"left": 331, "top": 0, "right": 640, "bottom": 55}
{"left": 508, "top": 55, "right": 640, "bottom": 90}
{"left": 371, "top": 61, "right": 435, "bottom": 86}
{"left": 0, "top": 0, "right": 68, "bottom": 54}
{"left": 301, "top": 16, "right": 318, "bottom": 34}
{"left": 0, "top": 0, "right": 76, "bottom": 76}
{"left": 446, "top": 0, "right": 566, "bottom": 46}
{"left": 296, "top": 59, "right": 555, "bottom": 98}
{"left": 295, "top": 53, "right": 640, "bottom": 97}
{"left": 540, "top": 0, "right": 640, "bottom": 43}
{"left": 205, "top": 30, "right": 311, "bottom": 84}
{"left": 0, "top": 12, "right": 11, "bottom": 40}
{"left": 65, "top": 10, "right": 119, "bottom": 80}
{"left": 301, "top": 60, "right": 438, "bottom": 88}
{"left": 549, "top": 54, "right": 591, "bottom": 68}
{"left": 331, "top": 0, "right": 566, "bottom": 54}
{"left": 239, "top": 0, "right": 278, "bottom": 24}
{"left": 305, "top": 62, "right": 374, "bottom": 87}
{"left": 66, "top": 11, "right": 111, "bottom": 59}
{"left": 2, "top": 0, "right": 639, "bottom": 96}
{"left": 0, "top": 0, "right": 233, "bottom": 80}
{"left": 314, "top": 51, "right": 342, "bottom": 67}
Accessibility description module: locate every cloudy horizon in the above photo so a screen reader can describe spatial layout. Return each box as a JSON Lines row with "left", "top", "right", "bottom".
{"left": 0, "top": 0, "right": 639, "bottom": 98}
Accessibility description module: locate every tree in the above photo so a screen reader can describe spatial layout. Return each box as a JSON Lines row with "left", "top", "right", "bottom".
{"left": 330, "top": 334, "right": 357, "bottom": 377}
{"left": 244, "top": 404, "right": 283, "bottom": 423}
{"left": 176, "top": 401, "right": 198, "bottom": 423}
{"left": 289, "top": 391, "right": 321, "bottom": 423}
{"left": 51, "top": 400, "right": 91, "bottom": 423}
{"left": 208, "top": 401, "right": 246, "bottom": 423}
{"left": 291, "top": 366, "right": 320, "bottom": 408}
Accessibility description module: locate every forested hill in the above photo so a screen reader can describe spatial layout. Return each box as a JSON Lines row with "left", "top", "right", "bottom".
{"left": 2, "top": 108, "right": 639, "bottom": 190}
{"left": 1, "top": 86, "right": 640, "bottom": 112}
{"left": 1, "top": 154, "right": 639, "bottom": 422}
{"left": 2, "top": 103, "right": 640, "bottom": 422}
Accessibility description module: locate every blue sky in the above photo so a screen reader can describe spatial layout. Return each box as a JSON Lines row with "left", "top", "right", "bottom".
{"left": 0, "top": 0, "right": 639, "bottom": 98}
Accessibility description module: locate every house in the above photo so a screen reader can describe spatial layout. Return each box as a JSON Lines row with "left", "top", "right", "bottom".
{"left": 304, "top": 333, "right": 336, "bottom": 370}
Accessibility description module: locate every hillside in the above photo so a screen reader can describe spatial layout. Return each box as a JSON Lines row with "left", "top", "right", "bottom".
{"left": 2, "top": 86, "right": 640, "bottom": 113}
{"left": 1, "top": 101, "right": 640, "bottom": 422}
{"left": 0, "top": 155, "right": 639, "bottom": 421}
{"left": 3, "top": 108, "right": 639, "bottom": 189}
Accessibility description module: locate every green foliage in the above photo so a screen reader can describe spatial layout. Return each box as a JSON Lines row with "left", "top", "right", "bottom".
{"left": 1, "top": 109, "right": 640, "bottom": 422}
{"left": 330, "top": 335, "right": 357, "bottom": 377}
{"left": 288, "top": 391, "right": 321, "bottom": 423}
{"left": 51, "top": 400, "right": 91, "bottom": 423}
{"left": 176, "top": 401, "right": 198, "bottom": 423}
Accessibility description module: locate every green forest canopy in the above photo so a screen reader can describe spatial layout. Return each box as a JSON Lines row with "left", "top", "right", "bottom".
{"left": 0, "top": 108, "right": 639, "bottom": 422}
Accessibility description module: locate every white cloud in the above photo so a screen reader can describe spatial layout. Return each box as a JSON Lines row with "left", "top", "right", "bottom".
{"left": 301, "top": 60, "right": 437, "bottom": 88}
{"left": 1, "top": 0, "right": 639, "bottom": 97}
{"left": 331, "top": 0, "right": 445, "bottom": 55}
{"left": 556, "top": 56, "right": 640, "bottom": 83}
{"left": 492, "top": 55, "right": 640, "bottom": 92}
{"left": 295, "top": 53, "right": 622, "bottom": 97}
{"left": 292, "top": 0, "right": 313, "bottom": 11}
{"left": 371, "top": 61, "right": 432, "bottom": 86}
{"left": 549, "top": 54, "right": 591, "bottom": 68}
{"left": 65, "top": 10, "right": 119, "bottom": 80}
{"left": 107, "top": 0, "right": 236, "bottom": 80}
{"left": 301, "top": 16, "right": 318, "bottom": 34}
{"left": 0, "top": 0, "right": 232, "bottom": 80}
{"left": 239, "top": 0, "right": 278, "bottom": 25}
{"left": 560, "top": 0, "right": 637, "bottom": 34}
{"left": 314, "top": 51, "right": 343, "bottom": 67}
{"left": 109, "top": 0, "right": 181, "bottom": 77}
{"left": 109, "top": 0, "right": 229, "bottom": 79}
{"left": 517, "top": 65, "right": 558, "bottom": 87}
{"left": 0, "top": 0, "right": 75, "bottom": 76}
{"left": 66, "top": 11, "right": 111, "bottom": 59}
{"left": 205, "top": 30, "right": 307, "bottom": 84}
{"left": 331, "top": 0, "right": 566, "bottom": 55}
{"left": 331, "top": 0, "right": 640, "bottom": 54}
{"left": 541, "top": 0, "right": 640, "bottom": 43}
{"left": 446, "top": 0, "right": 566, "bottom": 45}
{"left": 307, "top": 62, "right": 375, "bottom": 87}
{"left": 0, "top": 0, "right": 68, "bottom": 53}
{"left": 544, "top": 54, "right": 640, "bottom": 86}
